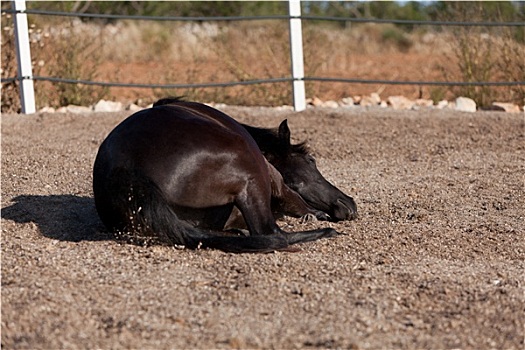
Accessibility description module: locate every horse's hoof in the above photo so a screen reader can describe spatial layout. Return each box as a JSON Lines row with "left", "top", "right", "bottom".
{"left": 300, "top": 213, "right": 317, "bottom": 223}
{"left": 315, "top": 211, "right": 331, "bottom": 221}
{"left": 324, "top": 228, "right": 339, "bottom": 238}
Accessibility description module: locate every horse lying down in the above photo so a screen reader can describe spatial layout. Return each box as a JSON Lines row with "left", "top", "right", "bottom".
{"left": 93, "top": 99, "right": 357, "bottom": 253}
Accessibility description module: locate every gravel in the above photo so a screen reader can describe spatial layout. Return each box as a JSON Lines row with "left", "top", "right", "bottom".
{"left": 2, "top": 106, "right": 524, "bottom": 349}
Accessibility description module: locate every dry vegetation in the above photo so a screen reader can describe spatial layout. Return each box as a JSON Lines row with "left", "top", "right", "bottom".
{"left": 2, "top": 13, "right": 524, "bottom": 112}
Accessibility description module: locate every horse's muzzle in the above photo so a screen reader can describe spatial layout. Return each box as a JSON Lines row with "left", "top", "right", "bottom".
{"left": 332, "top": 197, "right": 358, "bottom": 221}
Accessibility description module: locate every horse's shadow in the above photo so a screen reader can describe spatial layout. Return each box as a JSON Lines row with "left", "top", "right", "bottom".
{"left": 1, "top": 194, "right": 112, "bottom": 242}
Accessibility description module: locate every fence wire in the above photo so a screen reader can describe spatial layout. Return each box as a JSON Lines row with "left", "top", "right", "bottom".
{"left": 31, "top": 76, "right": 294, "bottom": 89}
{"left": 3, "top": 8, "right": 525, "bottom": 26}
{"left": 2, "top": 76, "right": 523, "bottom": 89}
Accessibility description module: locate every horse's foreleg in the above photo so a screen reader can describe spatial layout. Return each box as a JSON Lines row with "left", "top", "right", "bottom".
{"left": 234, "top": 182, "right": 283, "bottom": 237}
{"left": 234, "top": 171, "right": 339, "bottom": 247}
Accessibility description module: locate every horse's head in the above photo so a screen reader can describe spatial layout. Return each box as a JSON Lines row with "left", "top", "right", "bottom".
{"left": 263, "top": 120, "right": 357, "bottom": 222}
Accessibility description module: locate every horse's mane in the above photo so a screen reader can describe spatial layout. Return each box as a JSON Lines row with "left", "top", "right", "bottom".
{"left": 292, "top": 141, "right": 310, "bottom": 155}
{"left": 153, "top": 96, "right": 186, "bottom": 107}
{"left": 241, "top": 123, "right": 309, "bottom": 156}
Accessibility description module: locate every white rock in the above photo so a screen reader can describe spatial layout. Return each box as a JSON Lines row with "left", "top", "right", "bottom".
{"left": 455, "top": 97, "right": 477, "bottom": 112}
{"left": 359, "top": 97, "right": 374, "bottom": 107}
{"left": 436, "top": 100, "right": 449, "bottom": 109}
{"left": 126, "top": 103, "right": 143, "bottom": 112}
{"left": 340, "top": 97, "right": 354, "bottom": 106}
{"left": 492, "top": 102, "right": 521, "bottom": 113}
{"left": 274, "top": 105, "right": 294, "bottom": 111}
{"left": 370, "top": 92, "right": 381, "bottom": 105}
{"left": 415, "top": 99, "right": 434, "bottom": 107}
{"left": 57, "top": 105, "right": 92, "bottom": 114}
{"left": 309, "top": 97, "right": 323, "bottom": 107}
{"left": 387, "top": 96, "right": 414, "bottom": 110}
{"left": 93, "top": 99, "right": 123, "bottom": 112}
{"left": 360, "top": 93, "right": 381, "bottom": 107}
{"left": 38, "top": 106, "right": 55, "bottom": 113}
{"left": 70, "top": 105, "right": 92, "bottom": 113}
{"left": 321, "top": 100, "right": 339, "bottom": 108}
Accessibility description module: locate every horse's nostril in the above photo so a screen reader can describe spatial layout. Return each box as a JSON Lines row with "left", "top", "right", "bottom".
{"left": 335, "top": 198, "right": 358, "bottom": 220}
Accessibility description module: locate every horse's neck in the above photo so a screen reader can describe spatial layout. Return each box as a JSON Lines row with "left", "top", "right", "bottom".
{"left": 241, "top": 124, "right": 281, "bottom": 153}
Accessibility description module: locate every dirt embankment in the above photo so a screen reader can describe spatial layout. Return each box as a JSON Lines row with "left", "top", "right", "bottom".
{"left": 2, "top": 106, "right": 524, "bottom": 349}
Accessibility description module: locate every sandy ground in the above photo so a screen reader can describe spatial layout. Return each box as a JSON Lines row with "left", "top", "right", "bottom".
{"left": 1, "top": 106, "right": 524, "bottom": 349}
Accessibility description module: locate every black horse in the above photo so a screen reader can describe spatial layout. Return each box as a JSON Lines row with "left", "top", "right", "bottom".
{"left": 153, "top": 98, "right": 357, "bottom": 222}
{"left": 93, "top": 100, "right": 356, "bottom": 253}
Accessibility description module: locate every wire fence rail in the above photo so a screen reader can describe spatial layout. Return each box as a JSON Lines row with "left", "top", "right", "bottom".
{"left": 3, "top": 8, "right": 525, "bottom": 26}
{"left": 4, "top": 76, "right": 522, "bottom": 88}
{"left": 2, "top": 1, "right": 524, "bottom": 113}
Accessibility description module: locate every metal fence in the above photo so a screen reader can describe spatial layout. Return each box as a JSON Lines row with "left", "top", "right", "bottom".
{"left": 2, "top": 0, "right": 524, "bottom": 113}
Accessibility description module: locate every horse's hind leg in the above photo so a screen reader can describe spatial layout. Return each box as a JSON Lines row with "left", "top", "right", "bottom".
{"left": 284, "top": 228, "right": 338, "bottom": 245}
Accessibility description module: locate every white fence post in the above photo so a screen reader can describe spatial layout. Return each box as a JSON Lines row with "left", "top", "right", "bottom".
{"left": 12, "top": 0, "right": 36, "bottom": 114}
{"left": 288, "top": 0, "right": 306, "bottom": 111}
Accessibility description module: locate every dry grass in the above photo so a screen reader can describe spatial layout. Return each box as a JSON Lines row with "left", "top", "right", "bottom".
{"left": 438, "top": 26, "right": 525, "bottom": 107}
{"left": 2, "top": 16, "right": 523, "bottom": 111}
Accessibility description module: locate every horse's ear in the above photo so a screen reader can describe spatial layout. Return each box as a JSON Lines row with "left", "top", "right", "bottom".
{"left": 278, "top": 120, "right": 291, "bottom": 144}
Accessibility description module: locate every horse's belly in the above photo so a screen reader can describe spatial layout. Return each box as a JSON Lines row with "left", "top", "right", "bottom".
{"left": 171, "top": 203, "right": 235, "bottom": 230}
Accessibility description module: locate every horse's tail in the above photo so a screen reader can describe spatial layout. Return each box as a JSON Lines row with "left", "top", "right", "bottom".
{"left": 94, "top": 167, "right": 289, "bottom": 253}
